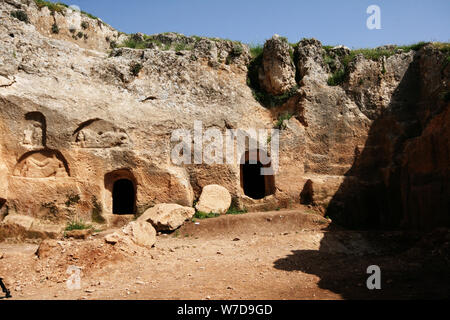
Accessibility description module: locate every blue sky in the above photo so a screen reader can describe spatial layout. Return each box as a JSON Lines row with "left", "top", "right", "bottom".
{"left": 66, "top": 0, "right": 449, "bottom": 48}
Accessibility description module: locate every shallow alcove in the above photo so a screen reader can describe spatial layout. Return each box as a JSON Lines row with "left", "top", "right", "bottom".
{"left": 300, "top": 180, "right": 315, "bottom": 205}
{"left": 240, "top": 150, "right": 276, "bottom": 200}
{"left": 25, "top": 111, "right": 47, "bottom": 146}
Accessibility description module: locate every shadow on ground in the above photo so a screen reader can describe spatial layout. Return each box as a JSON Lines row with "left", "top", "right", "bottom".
{"left": 273, "top": 227, "right": 450, "bottom": 299}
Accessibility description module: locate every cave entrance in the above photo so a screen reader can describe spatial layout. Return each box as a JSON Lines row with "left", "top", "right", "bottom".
{"left": 112, "top": 179, "right": 135, "bottom": 215}
{"left": 240, "top": 150, "right": 276, "bottom": 200}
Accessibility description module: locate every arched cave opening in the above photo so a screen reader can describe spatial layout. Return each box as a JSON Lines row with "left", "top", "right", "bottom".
{"left": 113, "top": 179, "right": 136, "bottom": 215}
{"left": 240, "top": 150, "right": 276, "bottom": 200}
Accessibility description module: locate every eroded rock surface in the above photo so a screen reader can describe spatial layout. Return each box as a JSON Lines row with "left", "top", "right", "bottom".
{"left": 259, "top": 35, "right": 297, "bottom": 95}
{"left": 0, "top": 0, "right": 448, "bottom": 233}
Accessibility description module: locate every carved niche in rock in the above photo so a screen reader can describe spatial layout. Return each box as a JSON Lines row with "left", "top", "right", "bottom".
{"left": 22, "top": 112, "right": 47, "bottom": 148}
{"left": 73, "top": 119, "right": 131, "bottom": 148}
{"left": 14, "top": 150, "right": 70, "bottom": 178}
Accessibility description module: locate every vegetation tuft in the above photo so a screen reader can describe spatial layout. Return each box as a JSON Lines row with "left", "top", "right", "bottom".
{"left": 65, "top": 194, "right": 80, "bottom": 207}
{"left": 324, "top": 42, "right": 432, "bottom": 86}
{"left": 327, "top": 69, "right": 346, "bottom": 86}
{"left": 10, "top": 10, "right": 30, "bottom": 23}
{"left": 120, "top": 36, "right": 149, "bottom": 49}
{"left": 194, "top": 211, "right": 220, "bottom": 220}
{"left": 249, "top": 44, "right": 263, "bottom": 59}
{"left": 226, "top": 207, "right": 248, "bottom": 215}
{"left": 34, "top": 0, "right": 68, "bottom": 14}
{"left": 130, "top": 62, "right": 143, "bottom": 76}
{"left": 274, "top": 113, "right": 293, "bottom": 130}
{"left": 65, "top": 218, "right": 92, "bottom": 231}
{"left": 175, "top": 42, "right": 192, "bottom": 52}
{"left": 34, "top": 0, "right": 98, "bottom": 20}
{"left": 231, "top": 43, "right": 244, "bottom": 56}
{"left": 51, "top": 23, "right": 59, "bottom": 34}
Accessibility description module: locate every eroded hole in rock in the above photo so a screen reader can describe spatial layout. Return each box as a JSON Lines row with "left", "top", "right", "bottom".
{"left": 113, "top": 179, "right": 135, "bottom": 215}
{"left": 240, "top": 150, "right": 276, "bottom": 200}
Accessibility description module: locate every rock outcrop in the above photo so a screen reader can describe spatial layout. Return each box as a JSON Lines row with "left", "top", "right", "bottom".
{"left": 259, "top": 35, "right": 297, "bottom": 95}
{"left": 295, "top": 38, "right": 329, "bottom": 83}
{"left": 0, "top": 0, "right": 448, "bottom": 233}
{"left": 196, "top": 185, "right": 232, "bottom": 214}
{"left": 138, "top": 203, "right": 195, "bottom": 231}
{"left": 122, "top": 221, "right": 156, "bottom": 247}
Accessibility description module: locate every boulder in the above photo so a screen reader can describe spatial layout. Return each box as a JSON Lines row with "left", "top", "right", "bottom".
{"left": 138, "top": 204, "right": 195, "bottom": 231}
{"left": 122, "top": 221, "right": 156, "bottom": 247}
{"left": 259, "top": 34, "right": 297, "bottom": 95}
{"left": 196, "top": 185, "right": 231, "bottom": 215}
{"left": 36, "top": 239, "right": 59, "bottom": 259}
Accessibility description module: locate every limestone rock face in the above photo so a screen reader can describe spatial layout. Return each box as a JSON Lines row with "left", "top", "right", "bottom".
{"left": 122, "top": 221, "right": 156, "bottom": 247}
{"left": 196, "top": 185, "right": 232, "bottom": 214}
{"left": 0, "top": 0, "right": 448, "bottom": 233}
{"left": 326, "top": 45, "right": 450, "bottom": 231}
{"left": 295, "top": 38, "right": 328, "bottom": 83}
{"left": 138, "top": 204, "right": 195, "bottom": 231}
{"left": 345, "top": 51, "right": 415, "bottom": 120}
{"left": 259, "top": 35, "right": 297, "bottom": 95}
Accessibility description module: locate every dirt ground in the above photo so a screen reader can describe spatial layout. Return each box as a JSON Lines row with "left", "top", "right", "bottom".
{"left": 0, "top": 209, "right": 449, "bottom": 300}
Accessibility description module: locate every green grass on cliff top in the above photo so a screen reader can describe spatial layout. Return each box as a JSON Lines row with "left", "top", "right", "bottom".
{"left": 34, "top": 0, "right": 99, "bottom": 20}
{"left": 323, "top": 42, "right": 450, "bottom": 86}
{"left": 116, "top": 32, "right": 245, "bottom": 52}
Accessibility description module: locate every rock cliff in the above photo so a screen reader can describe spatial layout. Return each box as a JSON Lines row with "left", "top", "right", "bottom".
{"left": 0, "top": 0, "right": 448, "bottom": 231}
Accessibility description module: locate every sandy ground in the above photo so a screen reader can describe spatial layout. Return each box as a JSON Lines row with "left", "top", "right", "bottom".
{"left": 0, "top": 209, "right": 449, "bottom": 300}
